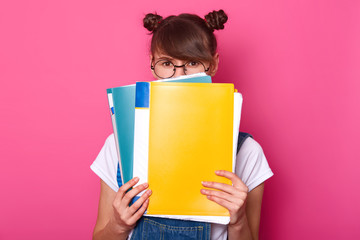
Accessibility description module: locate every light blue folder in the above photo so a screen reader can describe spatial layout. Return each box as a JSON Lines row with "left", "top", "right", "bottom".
{"left": 107, "top": 74, "right": 212, "bottom": 185}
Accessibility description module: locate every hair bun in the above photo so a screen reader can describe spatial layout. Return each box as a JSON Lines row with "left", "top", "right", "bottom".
{"left": 204, "top": 10, "right": 228, "bottom": 31}
{"left": 143, "top": 13, "right": 163, "bottom": 32}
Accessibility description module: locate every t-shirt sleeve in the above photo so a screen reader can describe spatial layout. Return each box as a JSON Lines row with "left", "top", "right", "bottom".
{"left": 90, "top": 134, "right": 120, "bottom": 192}
{"left": 235, "top": 137, "right": 274, "bottom": 192}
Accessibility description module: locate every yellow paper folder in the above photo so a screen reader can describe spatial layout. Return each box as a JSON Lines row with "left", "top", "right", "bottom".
{"left": 146, "top": 82, "right": 234, "bottom": 217}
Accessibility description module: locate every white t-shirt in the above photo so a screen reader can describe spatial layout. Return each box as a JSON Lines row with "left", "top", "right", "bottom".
{"left": 91, "top": 133, "right": 273, "bottom": 240}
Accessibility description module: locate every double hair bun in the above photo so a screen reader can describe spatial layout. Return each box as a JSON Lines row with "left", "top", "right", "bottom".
{"left": 143, "top": 13, "right": 163, "bottom": 32}
{"left": 143, "top": 10, "right": 228, "bottom": 32}
{"left": 204, "top": 10, "right": 228, "bottom": 32}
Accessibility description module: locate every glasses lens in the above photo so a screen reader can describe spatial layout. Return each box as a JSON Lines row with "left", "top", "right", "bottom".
{"left": 184, "top": 61, "right": 206, "bottom": 75}
{"left": 154, "top": 60, "right": 175, "bottom": 78}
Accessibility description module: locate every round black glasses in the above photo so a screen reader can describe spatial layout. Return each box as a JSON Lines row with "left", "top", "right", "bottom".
{"left": 151, "top": 59, "right": 210, "bottom": 79}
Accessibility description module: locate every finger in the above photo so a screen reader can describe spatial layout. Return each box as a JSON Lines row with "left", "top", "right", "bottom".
{"left": 121, "top": 182, "right": 149, "bottom": 207}
{"left": 202, "top": 181, "right": 238, "bottom": 195}
{"left": 206, "top": 195, "right": 245, "bottom": 213}
{"left": 200, "top": 189, "right": 241, "bottom": 203}
{"left": 127, "top": 188, "right": 152, "bottom": 215}
{"left": 129, "top": 198, "right": 150, "bottom": 223}
{"left": 215, "top": 170, "right": 248, "bottom": 191}
{"left": 113, "top": 177, "right": 140, "bottom": 207}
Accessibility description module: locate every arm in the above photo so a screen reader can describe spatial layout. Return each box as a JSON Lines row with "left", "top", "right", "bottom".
{"left": 244, "top": 183, "right": 264, "bottom": 240}
{"left": 201, "top": 171, "right": 265, "bottom": 240}
{"left": 227, "top": 183, "right": 264, "bottom": 240}
{"left": 93, "top": 178, "right": 151, "bottom": 240}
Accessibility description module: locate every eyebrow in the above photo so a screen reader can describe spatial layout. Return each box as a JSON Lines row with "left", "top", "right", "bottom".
{"left": 156, "top": 56, "right": 175, "bottom": 61}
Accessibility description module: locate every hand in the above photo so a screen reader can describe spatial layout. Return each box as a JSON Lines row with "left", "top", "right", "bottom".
{"left": 109, "top": 177, "right": 152, "bottom": 236}
{"left": 201, "top": 170, "right": 248, "bottom": 226}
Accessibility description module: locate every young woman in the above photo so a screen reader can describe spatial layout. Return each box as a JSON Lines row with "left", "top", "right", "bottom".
{"left": 91, "top": 10, "right": 273, "bottom": 240}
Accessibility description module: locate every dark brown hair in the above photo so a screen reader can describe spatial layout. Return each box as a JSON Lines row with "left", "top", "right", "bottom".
{"left": 143, "top": 10, "right": 228, "bottom": 62}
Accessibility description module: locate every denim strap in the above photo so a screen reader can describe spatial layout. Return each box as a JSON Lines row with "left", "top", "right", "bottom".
{"left": 236, "top": 132, "right": 253, "bottom": 153}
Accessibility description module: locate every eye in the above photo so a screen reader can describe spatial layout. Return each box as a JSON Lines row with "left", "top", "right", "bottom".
{"left": 160, "top": 61, "right": 173, "bottom": 68}
{"left": 187, "top": 61, "right": 200, "bottom": 67}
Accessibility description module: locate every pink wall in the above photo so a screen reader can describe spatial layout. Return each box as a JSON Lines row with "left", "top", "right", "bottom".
{"left": 1, "top": 0, "right": 359, "bottom": 239}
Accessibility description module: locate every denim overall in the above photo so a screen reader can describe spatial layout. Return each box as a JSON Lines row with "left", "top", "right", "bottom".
{"left": 116, "top": 132, "right": 252, "bottom": 240}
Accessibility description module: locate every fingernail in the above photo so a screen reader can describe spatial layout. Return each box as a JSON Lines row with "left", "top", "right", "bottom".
{"left": 147, "top": 189, "right": 152, "bottom": 195}
{"left": 200, "top": 189, "right": 206, "bottom": 194}
{"left": 134, "top": 177, "right": 139, "bottom": 182}
{"left": 143, "top": 183, "right": 149, "bottom": 188}
{"left": 215, "top": 170, "right": 220, "bottom": 174}
{"left": 202, "top": 181, "right": 209, "bottom": 186}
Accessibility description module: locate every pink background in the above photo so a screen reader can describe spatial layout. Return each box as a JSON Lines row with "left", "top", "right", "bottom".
{"left": 1, "top": 0, "right": 359, "bottom": 239}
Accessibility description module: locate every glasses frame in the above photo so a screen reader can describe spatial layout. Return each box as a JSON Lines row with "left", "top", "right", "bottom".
{"left": 151, "top": 59, "right": 210, "bottom": 79}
